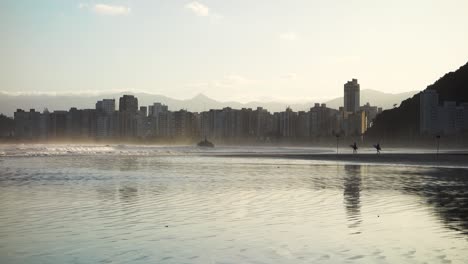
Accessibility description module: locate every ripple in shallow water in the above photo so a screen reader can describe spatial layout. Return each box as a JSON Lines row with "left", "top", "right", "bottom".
{"left": 0, "top": 151, "right": 468, "bottom": 263}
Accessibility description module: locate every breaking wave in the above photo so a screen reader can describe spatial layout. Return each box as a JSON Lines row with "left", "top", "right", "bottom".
{"left": 0, "top": 144, "right": 331, "bottom": 157}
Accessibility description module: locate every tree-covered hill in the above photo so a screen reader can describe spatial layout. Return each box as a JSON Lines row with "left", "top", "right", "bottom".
{"left": 366, "top": 61, "right": 468, "bottom": 141}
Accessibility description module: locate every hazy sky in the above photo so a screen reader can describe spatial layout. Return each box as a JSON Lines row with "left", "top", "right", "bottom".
{"left": 1, "top": 0, "right": 468, "bottom": 102}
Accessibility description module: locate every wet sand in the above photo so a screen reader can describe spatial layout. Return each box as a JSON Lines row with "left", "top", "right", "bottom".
{"left": 216, "top": 152, "right": 468, "bottom": 167}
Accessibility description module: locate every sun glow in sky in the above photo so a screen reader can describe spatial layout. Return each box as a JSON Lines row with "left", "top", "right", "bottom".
{"left": 1, "top": 0, "right": 468, "bottom": 102}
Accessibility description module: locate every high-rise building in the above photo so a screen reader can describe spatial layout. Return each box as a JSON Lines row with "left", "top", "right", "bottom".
{"left": 309, "top": 103, "right": 338, "bottom": 136}
{"left": 253, "top": 107, "right": 271, "bottom": 139}
{"left": 118, "top": 95, "right": 138, "bottom": 138}
{"left": 360, "top": 102, "right": 382, "bottom": 128}
{"left": 420, "top": 89, "right": 439, "bottom": 135}
{"left": 419, "top": 90, "right": 468, "bottom": 136}
{"left": 438, "top": 101, "right": 457, "bottom": 135}
{"left": 296, "top": 111, "right": 310, "bottom": 138}
{"left": 119, "top": 95, "right": 138, "bottom": 113}
{"left": 50, "top": 111, "right": 68, "bottom": 138}
{"left": 148, "top": 103, "right": 168, "bottom": 117}
{"left": 95, "top": 99, "right": 115, "bottom": 138}
{"left": 66, "top": 107, "right": 82, "bottom": 138}
{"left": 80, "top": 109, "right": 97, "bottom": 138}
{"left": 279, "top": 107, "right": 297, "bottom": 137}
{"left": 456, "top": 103, "right": 468, "bottom": 133}
{"left": 14, "top": 109, "right": 41, "bottom": 139}
{"left": 148, "top": 103, "right": 168, "bottom": 137}
{"left": 96, "top": 99, "right": 115, "bottom": 115}
{"left": 344, "top": 79, "right": 360, "bottom": 113}
{"left": 238, "top": 108, "right": 254, "bottom": 138}
{"left": 346, "top": 111, "right": 367, "bottom": 136}
{"left": 173, "top": 109, "right": 195, "bottom": 138}
{"left": 139, "top": 106, "right": 147, "bottom": 117}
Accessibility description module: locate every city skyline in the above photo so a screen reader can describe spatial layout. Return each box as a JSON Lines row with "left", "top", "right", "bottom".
{"left": 2, "top": 1, "right": 468, "bottom": 102}
{"left": 11, "top": 80, "right": 380, "bottom": 141}
{"left": 0, "top": 87, "right": 418, "bottom": 117}
{"left": 11, "top": 88, "right": 468, "bottom": 142}
{"left": 10, "top": 72, "right": 468, "bottom": 142}
{"left": 2, "top": 2, "right": 468, "bottom": 263}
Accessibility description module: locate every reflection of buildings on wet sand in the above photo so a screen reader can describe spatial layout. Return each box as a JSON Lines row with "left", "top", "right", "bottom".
{"left": 94, "top": 185, "right": 139, "bottom": 203}
{"left": 404, "top": 167, "right": 468, "bottom": 235}
{"left": 343, "top": 165, "right": 363, "bottom": 231}
{"left": 119, "top": 185, "right": 139, "bottom": 203}
{"left": 118, "top": 157, "right": 139, "bottom": 171}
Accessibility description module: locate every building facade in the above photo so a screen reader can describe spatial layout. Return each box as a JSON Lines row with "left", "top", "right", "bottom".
{"left": 344, "top": 79, "right": 360, "bottom": 113}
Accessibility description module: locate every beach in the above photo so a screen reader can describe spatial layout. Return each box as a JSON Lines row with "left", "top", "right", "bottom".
{"left": 215, "top": 152, "right": 468, "bottom": 168}
{"left": 1, "top": 144, "right": 468, "bottom": 263}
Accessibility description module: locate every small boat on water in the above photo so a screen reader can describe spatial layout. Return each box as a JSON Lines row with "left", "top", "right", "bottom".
{"left": 197, "top": 137, "right": 214, "bottom": 148}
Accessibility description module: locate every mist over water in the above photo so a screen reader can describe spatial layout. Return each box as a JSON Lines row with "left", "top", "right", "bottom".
{"left": 1, "top": 145, "right": 468, "bottom": 263}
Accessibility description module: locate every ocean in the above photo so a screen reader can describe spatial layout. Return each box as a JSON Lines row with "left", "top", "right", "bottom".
{"left": 0, "top": 144, "right": 467, "bottom": 263}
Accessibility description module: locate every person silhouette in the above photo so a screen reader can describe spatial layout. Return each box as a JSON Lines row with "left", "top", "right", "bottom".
{"left": 373, "top": 143, "right": 381, "bottom": 154}
{"left": 350, "top": 142, "right": 358, "bottom": 154}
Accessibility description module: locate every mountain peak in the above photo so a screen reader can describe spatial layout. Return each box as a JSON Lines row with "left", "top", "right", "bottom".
{"left": 192, "top": 93, "right": 211, "bottom": 100}
{"left": 0, "top": 89, "right": 418, "bottom": 116}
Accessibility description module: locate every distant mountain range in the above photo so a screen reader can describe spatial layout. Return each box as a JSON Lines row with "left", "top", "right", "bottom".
{"left": 0, "top": 89, "right": 417, "bottom": 117}
{"left": 367, "top": 61, "right": 468, "bottom": 140}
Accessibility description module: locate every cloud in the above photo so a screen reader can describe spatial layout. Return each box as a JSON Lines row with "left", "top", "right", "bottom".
{"left": 79, "top": 3, "right": 131, "bottom": 16}
{"left": 279, "top": 32, "right": 298, "bottom": 41}
{"left": 185, "top": 1, "right": 210, "bottom": 16}
{"left": 78, "top": 3, "right": 89, "bottom": 9}
{"left": 184, "top": 1, "right": 222, "bottom": 20}
{"left": 93, "top": 4, "right": 130, "bottom": 16}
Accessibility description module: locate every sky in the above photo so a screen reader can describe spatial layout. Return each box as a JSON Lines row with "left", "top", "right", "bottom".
{"left": 1, "top": 0, "right": 468, "bottom": 103}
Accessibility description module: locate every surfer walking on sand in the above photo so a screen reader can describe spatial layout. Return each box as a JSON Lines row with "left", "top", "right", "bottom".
{"left": 373, "top": 143, "right": 381, "bottom": 154}
{"left": 350, "top": 142, "right": 358, "bottom": 154}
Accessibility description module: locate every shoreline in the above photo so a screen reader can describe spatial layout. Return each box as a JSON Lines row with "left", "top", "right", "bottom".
{"left": 214, "top": 153, "right": 468, "bottom": 168}
{"left": 2, "top": 139, "right": 468, "bottom": 149}
{"left": 0, "top": 143, "right": 467, "bottom": 168}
